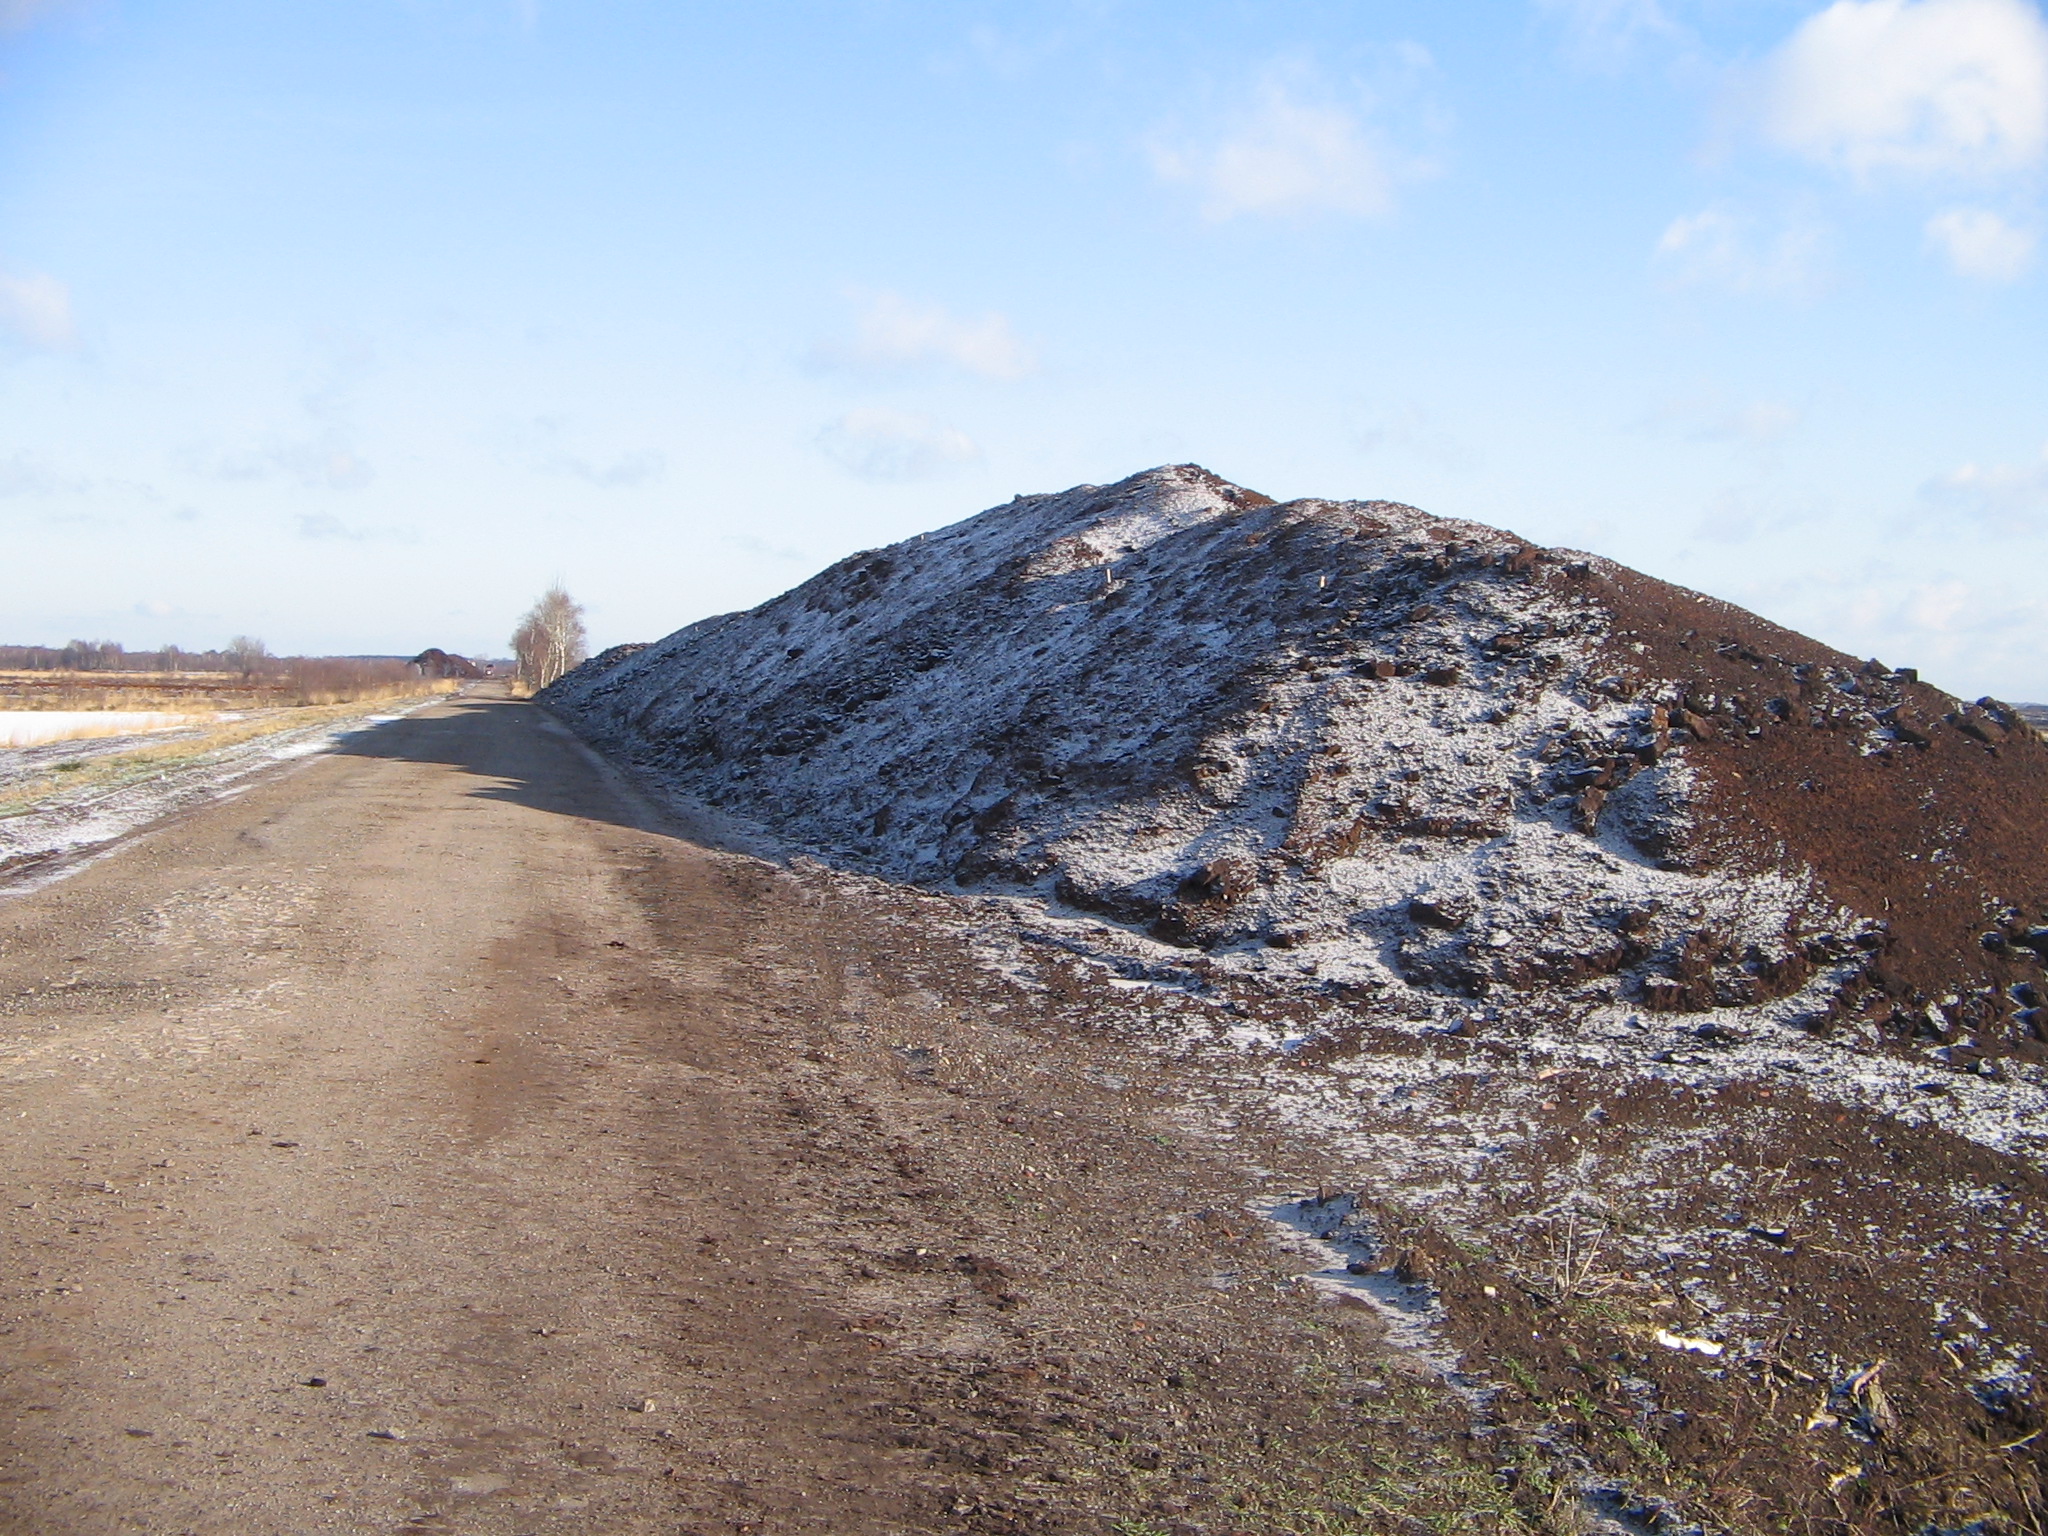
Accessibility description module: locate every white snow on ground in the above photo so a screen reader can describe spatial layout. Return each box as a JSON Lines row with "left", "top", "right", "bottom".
{"left": 1259, "top": 1191, "right": 1470, "bottom": 1386}
{"left": 0, "top": 711, "right": 218, "bottom": 748}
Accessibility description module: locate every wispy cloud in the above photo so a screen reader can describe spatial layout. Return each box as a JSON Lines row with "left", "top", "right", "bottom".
{"left": 1640, "top": 393, "right": 1805, "bottom": 443}
{"left": 1690, "top": 485, "right": 1821, "bottom": 544}
{"left": 538, "top": 448, "right": 665, "bottom": 487}
{"left": 1653, "top": 204, "right": 1830, "bottom": 293}
{"left": 1924, "top": 205, "right": 2036, "bottom": 277}
{"left": 1737, "top": 557, "right": 2048, "bottom": 696}
{"left": 1698, "top": 400, "right": 1802, "bottom": 442}
{"left": 213, "top": 441, "right": 374, "bottom": 491}
{"left": 496, "top": 416, "right": 666, "bottom": 487}
{"left": 0, "top": 267, "right": 75, "bottom": 350}
{"left": 1354, "top": 402, "right": 1474, "bottom": 469}
{"left": 0, "top": 452, "right": 88, "bottom": 496}
{"left": 814, "top": 291, "right": 1034, "bottom": 380}
{"left": 1535, "top": 0, "right": 1689, "bottom": 68}
{"left": 1149, "top": 59, "right": 1439, "bottom": 222}
{"left": 1756, "top": 0, "right": 2048, "bottom": 181}
{"left": 1924, "top": 442, "right": 2048, "bottom": 530}
{"left": 720, "top": 532, "right": 810, "bottom": 564}
{"left": 296, "top": 512, "right": 414, "bottom": 542}
{"left": 0, "top": 0, "right": 75, "bottom": 33}
{"left": 1854, "top": 576, "right": 2048, "bottom": 687}
{"left": 816, "top": 408, "right": 980, "bottom": 483}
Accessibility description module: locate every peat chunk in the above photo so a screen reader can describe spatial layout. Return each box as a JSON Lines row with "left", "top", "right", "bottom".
{"left": 1574, "top": 785, "right": 1607, "bottom": 835}
{"left": 1179, "top": 857, "right": 1254, "bottom": 904}
{"left": 1408, "top": 897, "right": 1470, "bottom": 930}
{"left": 1955, "top": 707, "right": 2008, "bottom": 746}
{"left": 1887, "top": 708, "right": 1932, "bottom": 747}
{"left": 1640, "top": 977, "right": 1687, "bottom": 1011}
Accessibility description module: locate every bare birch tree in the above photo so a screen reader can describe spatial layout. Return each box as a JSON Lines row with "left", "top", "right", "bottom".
{"left": 224, "top": 635, "right": 270, "bottom": 678}
{"left": 511, "top": 585, "right": 588, "bottom": 693}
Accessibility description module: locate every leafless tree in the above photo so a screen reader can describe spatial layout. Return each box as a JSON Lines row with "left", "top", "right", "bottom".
{"left": 225, "top": 635, "right": 270, "bottom": 679}
{"left": 511, "top": 585, "right": 587, "bottom": 692}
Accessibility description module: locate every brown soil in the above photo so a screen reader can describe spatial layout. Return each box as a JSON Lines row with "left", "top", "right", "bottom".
{"left": 1, "top": 690, "right": 2040, "bottom": 1535}
{"left": 1579, "top": 561, "right": 2048, "bottom": 1057}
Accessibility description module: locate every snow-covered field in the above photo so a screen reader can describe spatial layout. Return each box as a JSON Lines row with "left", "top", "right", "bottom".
{"left": 0, "top": 699, "right": 441, "bottom": 895}
{"left": 0, "top": 711, "right": 218, "bottom": 748}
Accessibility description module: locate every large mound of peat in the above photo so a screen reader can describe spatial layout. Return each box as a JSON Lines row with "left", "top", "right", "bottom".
{"left": 548, "top": 466, "right": 2048, "bottom": 1531}
{"left": 547, "top": 465, "right": 2048, "bottom": 1092}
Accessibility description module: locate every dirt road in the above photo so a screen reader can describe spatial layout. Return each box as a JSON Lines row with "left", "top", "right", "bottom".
{"left": 0, "top": 689, "right": 1488, "bottom": 1536}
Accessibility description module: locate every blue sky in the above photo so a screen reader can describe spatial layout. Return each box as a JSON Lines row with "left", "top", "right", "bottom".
{"left": 1, "top": 0, "right": 2044, "bottom": 698}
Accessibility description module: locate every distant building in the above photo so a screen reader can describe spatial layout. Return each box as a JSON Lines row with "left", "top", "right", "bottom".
{"left": 408, "top": 648, "right": 484, "bottom": 679}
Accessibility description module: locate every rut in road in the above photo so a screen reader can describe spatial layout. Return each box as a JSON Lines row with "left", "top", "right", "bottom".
{"left": 0, "top": 693, "right": 1498, "bottom": 1536}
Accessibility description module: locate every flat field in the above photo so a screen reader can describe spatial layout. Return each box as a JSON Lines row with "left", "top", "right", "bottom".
{"left": 0, "top": 666, "right": 452, "bottom": 714}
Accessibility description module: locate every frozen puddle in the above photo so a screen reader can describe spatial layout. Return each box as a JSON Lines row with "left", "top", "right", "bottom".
{"left": 1261, "top": 1191, "right": 1474, "bottom": 1389}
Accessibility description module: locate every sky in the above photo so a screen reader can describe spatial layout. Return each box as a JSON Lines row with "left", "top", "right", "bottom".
{"left": 0, "top": 0, "right": 2044, "bottom": 699}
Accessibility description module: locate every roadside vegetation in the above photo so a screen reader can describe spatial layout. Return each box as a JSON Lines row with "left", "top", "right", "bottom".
{"left": 0, "top": 636, "right": 464, "bottom": 806}
{"left": 0, "top": 653, "right": 453, "bottom": 715}
{"left": 510, "top": 585, "right": 588, "bottom": 695}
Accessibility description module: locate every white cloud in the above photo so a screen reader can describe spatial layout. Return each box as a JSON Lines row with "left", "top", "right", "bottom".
{"left": 1861, "top": 576, "right": 2048, "bottom": 686}
{"left": 721, "top": 532, "right": 810, "bottom": 564}
{"left": 1643, "top": 393, "right": 1804, "bottom": 442}
{"left": 213, "top": 440, "right": 374, "bottom": 491}
{"left": 0, "top": 453, "right": 87, "bottom": 495}
{"left": 499, "top": 414, "right": 666, "bottom": 485}
{"left": 1150, "top": 66, "right": 1435, "bottom": 221}
{"left": 1759, "top": 0, "right": 2048, "bottom": 180}
{"left": 818, "top": 291, "right": 1034, "bottom": 380}
{"left": 539, "top": 448, "right": 665, "bottom": 487}
{"left": 816, "top": 408, "right": 980, "bottom": 483}
{"left": 1740, "top": 558, "right": 2048, "bottom": 697}
{"left": 1654, "top": 205, "right": 1829, "bottom": 292}
{"left": 0, "top": 0, "right": 73, "bottom": 31}
{"left": 0, "top": 267, "right": 75, "bottom": 349}
{"left": 1355, "top": 403, "right": 1474, "bottom": 468}
{"left": 1925, "top": 205, "right": 2037, "bottom": 275}
{"left": 296, "top": 512, "right": 414, "bottom": 542}
{"left": 1705, "top": 400, "right": 1803, "bottom": 442}
{"left": 1537, "top": 0, "right": 1687, "bottom": 66}
{"left": 1925, "top": 443, "right": 2048, "bottom": 528}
